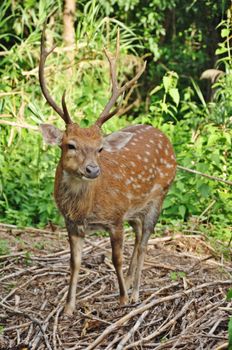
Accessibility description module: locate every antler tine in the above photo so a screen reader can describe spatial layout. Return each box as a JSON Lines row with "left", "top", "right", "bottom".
{"left": 39, "top": 20, "right": 72, "bottom": 124}
{"left": 95, "top": 29, "right": 146, "bottom": 128}
{"left": 62, "top": 91, "right": 73, "bottom": 124}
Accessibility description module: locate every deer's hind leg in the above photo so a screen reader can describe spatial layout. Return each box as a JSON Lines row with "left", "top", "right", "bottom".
{"left": 110, "top": 225, "right": 129, "bottom": 305}
{"left": 131, "top": 200, "right": 163, "bottom": 303}
{"left": 125, "top": 219, "right": 142, "bottom": 290}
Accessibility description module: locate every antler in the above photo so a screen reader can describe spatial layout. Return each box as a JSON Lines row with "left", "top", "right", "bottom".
{"left": 39, "top": 20, "right": 72, "bottom": 124}
{"left": 95, "top": 30, "right": 146, "bottom": 128}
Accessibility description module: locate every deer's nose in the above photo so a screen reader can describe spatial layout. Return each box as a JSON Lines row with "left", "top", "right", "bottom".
{"left": 85, "top": 164, "right": 100, "bottom": 179}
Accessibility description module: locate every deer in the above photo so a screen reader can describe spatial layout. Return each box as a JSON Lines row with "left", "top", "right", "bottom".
{"left": 39, "top": 23, "right": 176, "bottom": 316}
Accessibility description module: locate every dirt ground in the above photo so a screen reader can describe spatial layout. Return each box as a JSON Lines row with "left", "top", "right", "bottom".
{"left": 0, "top": 224, "right": 231, "bottom": 350}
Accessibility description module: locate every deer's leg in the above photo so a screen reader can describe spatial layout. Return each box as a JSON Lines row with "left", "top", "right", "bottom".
{"left": 64, "top": 230, "right": 84, "bottom": 315}
{"left": 131, "top": 203, "right": 161, "bottom": 303}
{"left": 110, "top": 226, "right": 128, "bottom": 305}
{"left": 125, "top": 219, "right": 142, "bottom": 290}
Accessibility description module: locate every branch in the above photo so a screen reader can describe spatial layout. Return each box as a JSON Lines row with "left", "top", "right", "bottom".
{"left": 86, "top": 280, "right": 231, "bottom": 350}
{"left": 0, "top": 120, "right": 38, "bottom": 130}
{"left": 177, "top": 165, "right": 232, "bottom": 186}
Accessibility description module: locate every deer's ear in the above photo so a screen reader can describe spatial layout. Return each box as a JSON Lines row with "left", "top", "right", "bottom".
{"left": 40, "top": 124, "right": 63, "bottom": 145}
{"left": 103, "top": 131, "right": 133, "bottom": 152}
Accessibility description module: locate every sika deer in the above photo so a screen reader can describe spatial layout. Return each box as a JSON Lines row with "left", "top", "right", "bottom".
{"left": 39, "top": 24, "right": 176, "bottom": 315}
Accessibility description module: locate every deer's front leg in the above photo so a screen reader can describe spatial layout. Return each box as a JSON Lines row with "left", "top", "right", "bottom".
{"left": 110, "top": 226, "right": 128, "bottom": 305}
{"left": 64, "top": 222, "right": 85, "bottom": 315}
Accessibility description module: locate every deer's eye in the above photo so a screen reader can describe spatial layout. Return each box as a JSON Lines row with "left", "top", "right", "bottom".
{"left": 67, "top": 143, "right": 76, "bottom": 150}
{"left": 98, "top": 147, "right": 103, "bottom": 153}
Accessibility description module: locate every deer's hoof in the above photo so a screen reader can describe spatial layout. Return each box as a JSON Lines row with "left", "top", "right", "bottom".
{"left": 130, "top": 290, "right": 139, "bottom": 303}
{"left": 63, "top": 303, "right": 75, "bottom": 316}
{"left": 119, "top": 295, "right": 129, "bottom": 305}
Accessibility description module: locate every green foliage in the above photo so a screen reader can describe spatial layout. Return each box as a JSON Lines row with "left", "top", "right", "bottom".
{"left": 227, "top": 289, "right": 232, "bottom": 301}
{"left": 135, "top": 52, "right": 232, "bottom": 235}
{"left": 169, "top": 271, "right": 186, "bottom": 281}
{"left": 229, "top": 317, "right": 232, "bottom": 350}
{"left": 0, "top": 0, "right": 231, "bottom": 242}
{"left": 0, "top": 239, "right": 10, "bottom": 256}
{"left": 23, "top": 251, "right": 32, "bottom": 266}
{"left": 0, "top": 325, "right": 4, "bottom": 334}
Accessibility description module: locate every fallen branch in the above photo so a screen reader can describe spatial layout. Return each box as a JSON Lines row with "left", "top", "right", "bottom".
{"left": 116, "top": 310, "right": 149, "bottom": 349}
{"left": 125, "top": 299, "right": 194, "bottom": 349}
{"left": 86, "top": 280, "right": 231, "bottom": 350}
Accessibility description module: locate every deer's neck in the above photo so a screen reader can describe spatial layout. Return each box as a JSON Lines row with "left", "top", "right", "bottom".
{"left": 55, "top": 166, "right": 97, "bottom": 222}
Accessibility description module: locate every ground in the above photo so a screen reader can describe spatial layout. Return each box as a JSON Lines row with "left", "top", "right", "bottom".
{"left": 0, "top": 224, "right": 231, "bottom": 350}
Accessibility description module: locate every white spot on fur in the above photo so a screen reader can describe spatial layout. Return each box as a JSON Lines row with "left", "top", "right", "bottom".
{"left": 130, "top": 161, "right": 136, "bottom": 167}
{"left": 113, "top": 174, "right": 123, "bottom": 180}
{"left": 132, "top": 183, "right": 141, "bottom": 190}
{"left": 165, "top": 163, "right": 174, "bottom": 169}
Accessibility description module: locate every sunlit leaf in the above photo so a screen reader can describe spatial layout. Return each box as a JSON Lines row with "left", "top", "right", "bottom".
{"left": 169, "top": 88, "right": 180, "bottom": 106}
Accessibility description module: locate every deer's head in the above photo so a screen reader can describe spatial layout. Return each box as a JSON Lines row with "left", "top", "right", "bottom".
{"left": 39, "top": 22, "right": 146, "bottom": 180}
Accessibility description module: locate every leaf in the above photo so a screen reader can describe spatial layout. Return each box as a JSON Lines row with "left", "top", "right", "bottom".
{"left": 211, "top": 152, "right": 220, "bottom": 167}
{"left": 178, "top": 205, "right": 186, "bottom": 219}
{"left": 178, "top": 271, "right": 186, "bottom": 278}
{"left": 229, "top": 317, "right": 232, "bottom": 349}
{"left": 207, "top": 133, "right": 219, "bottom": 147}
{"left": 221, "top": 28, "right": 230, "bottom": 38}
{"left": 198, "top": 184, "right": 210, "bottom": 198}
{"left": 224, "top": 133, "right": 231, "bottom": 146}
{"left": 150, "top": 85, "right": 162, "bottom": 96}
{"left": 169, "top": 88, "right": 180, "bottom": 106}
{"left": 161, "top": 102, "right": 168, "bottom": 113}
{"left": 176, "top": 181, "right": 185, "bottom": 191}
{"left": 191, "top": 78, "right": 208, "bottom": 110}
{"left": 163, "top": 75, "right": 172, "bottom": 93}
{"left": 169, "top": 272, "right": 177, "bottom": 281}
{"left": 215, "top": 47, "right": 228, "bottom": 55}
{"left": 226, "top": 289, "right": 232, "bottom": 301}
{"left": 162, "top": 197, "right": 173, "bottom": 209}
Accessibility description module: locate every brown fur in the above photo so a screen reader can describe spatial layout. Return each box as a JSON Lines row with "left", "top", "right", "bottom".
{"left": 50, "top": 123, "right": 176, "bottom": 314}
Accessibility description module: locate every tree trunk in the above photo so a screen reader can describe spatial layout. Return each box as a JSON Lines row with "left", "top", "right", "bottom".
{"left": 63, "top": 0, "right": 76, "bottom": 75}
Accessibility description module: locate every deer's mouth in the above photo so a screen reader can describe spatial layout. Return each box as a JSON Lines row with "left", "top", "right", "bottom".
{"left": 81, "top": 175, "right": 98, "bottom": 181}
{"left": 81, "top": 170, "right": 101, "bottom": 181}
